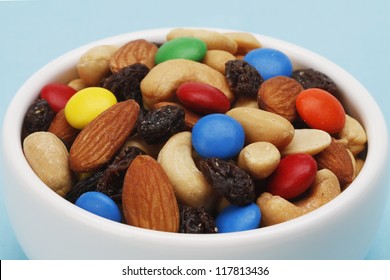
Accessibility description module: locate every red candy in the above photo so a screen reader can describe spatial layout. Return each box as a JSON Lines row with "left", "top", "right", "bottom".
{"left": 266, "top": 153, "right": 317, "bottom": 200}
{"left": 176, "top": 82, "right": 230, "bottom": 114}
{"left": 40, "top": 83, "right": 77, "bottom": 113}
{"left": 296, "top": 88, "right": 346, "bottom": 134}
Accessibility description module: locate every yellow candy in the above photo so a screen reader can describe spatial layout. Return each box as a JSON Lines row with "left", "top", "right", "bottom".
{"left": 64, "top": 87, "right": 117, "bottom": 129}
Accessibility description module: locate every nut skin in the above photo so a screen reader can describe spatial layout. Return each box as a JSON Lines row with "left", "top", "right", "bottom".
{"left": 122, "top": 155, "right": 179, "bottom": 232}
{"left": 109, "top": 39, "right": 158, "bottom": 72}
{"left": 258, "top": 76, "right": 303, "bottom": 122}
{"left": 314, "top": 137, "right": 355, "bottom": 187}
{"left": 48, "top": 109, "right": 80, "bottom": 148}
{"left": 140, "top": 59, "right": 234, "bottom": 110}
{"left": 257, "top": 169, "right": 340, "bottom": 226}
{"left": 69, "top": 99, "right": 140, "bottom": 173}
{"left": 23, "top": 131, "right": 73, "bottom": 197}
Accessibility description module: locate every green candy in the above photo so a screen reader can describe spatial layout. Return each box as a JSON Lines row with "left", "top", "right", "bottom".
{"left": 155, "top": 37, "right": 207, "bottom": 64}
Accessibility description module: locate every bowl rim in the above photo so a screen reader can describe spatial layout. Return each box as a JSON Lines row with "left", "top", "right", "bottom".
{"left": 2, "top": 27, "right": 389, "bottom": 245}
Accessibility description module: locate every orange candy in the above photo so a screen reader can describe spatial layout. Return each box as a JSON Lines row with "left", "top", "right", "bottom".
{"left": 296, "top": 88, "right": 346, "bottom": 134}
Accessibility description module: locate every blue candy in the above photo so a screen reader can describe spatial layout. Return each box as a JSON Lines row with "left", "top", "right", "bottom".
{"left": 216, "top": 203, "right": 261, "bottom": 233}
{"left": 244, "top": 48, "right": 293, "bottom": 80}
{"left": 192, "top": 113, "right": 245, "bottom": 159}
{"left": 75, "top": 191, "right": 122, "bottom": 222}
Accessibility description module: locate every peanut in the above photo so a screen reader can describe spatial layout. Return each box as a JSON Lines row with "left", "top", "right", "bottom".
{"left": 237, "top": 142, "right": 281, "bottom": 179}
{"left": 23, "top": 132, "right": 73, "bottom": 197}
{"left": 77, "top": 45, "right": 118, "bottom": 86}
{"left": 281, "top": 129, "right": 331, "bottom": 156}
{"left": 336, "top": 114, "right": 367, "bottom": 155}
{"left": 202, "top": 50, "right": 236, "bottom": 74}
{"left": 226, "top": 107, "right": 295, "bottom": 149}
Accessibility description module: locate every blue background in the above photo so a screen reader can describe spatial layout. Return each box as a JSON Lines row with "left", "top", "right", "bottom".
{"left": 0, "top": 0, "right": 389, "bottom": 259}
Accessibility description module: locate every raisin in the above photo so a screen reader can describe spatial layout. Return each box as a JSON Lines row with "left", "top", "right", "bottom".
{"left": 65, "top": 171, "right": 104, "bottom": 203}
{"left": 96, "top": 146, "right": 146, "bottom": 197}
{"left": 292, "top": 68, "right": 338, "bottom": 95}
{"left": 137, "top": 105, "right": 185, "bottom": 144}
{"left": 100, "top": 63, "right": 149, "bottom": 106}
{"left": 199, "top": 158, "right": 256, "bottom": 206}
{"left": 225, "top": 60, "right": 263, "bottom": 98}
{"left": 22, "top": 99, "right": 55, "bottom": 139}
{"left": 179, "top": 205, "right": 217, "bottom": 233}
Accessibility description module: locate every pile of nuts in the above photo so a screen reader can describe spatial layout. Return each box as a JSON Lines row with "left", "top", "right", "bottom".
{"left": 21, "top": 28, "right": 368, "bottom": 234}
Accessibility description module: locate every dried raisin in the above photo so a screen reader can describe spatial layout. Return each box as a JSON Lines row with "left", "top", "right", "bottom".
{"left": 292, "top": 68, "right": 338, "bottom": 95}
{"left": 66, "top": 171, "right": 104, "bottom": 203}
{"left": 225, "top": 60, "right": 263, "bottom": 98}
{"left": 199, "top": 158, "right": 256, "bottom": 206}
{"left": 96, "top": 146, "right": 146, "bottom": 197}
{"left": 179, "top": 205, "right": 217, "bottom": 233}
{"left": 100, "top": 63, "right": 149, "bottom": 106}
{"left": 137, "top": 105, "right": 185, "bottom": 144}
{"left": 22, "top": 99, "right": 55, "bottom": 139}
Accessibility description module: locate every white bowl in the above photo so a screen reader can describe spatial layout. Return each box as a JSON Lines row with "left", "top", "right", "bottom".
{"left": 2, "top": 28, "right": 389, "bottom": 259}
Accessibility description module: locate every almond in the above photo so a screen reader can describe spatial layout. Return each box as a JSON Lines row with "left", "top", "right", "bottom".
{"left": 69, "top": 99, "right": 139, "bottom": 173}
{"left": 122, "top": 155, "right": 179, "bottom": 232}
{"left": 314, "top": 137, "right": 354, "bottom": 187}
{"left": 109, "top": 39, "right": 158, "bottom": 73}
{"left": 258, "top": 76, "right": 303, "bottom": 122}
{"left": 48, "top": 109, "right": 80, "bottom": 148}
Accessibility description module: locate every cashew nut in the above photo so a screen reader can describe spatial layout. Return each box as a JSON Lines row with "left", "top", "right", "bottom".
{"left": 77, "top": 45, "right": 119, "bottom": 86}
{"left": 281, "top": 129, "right": 331, "bottom": 156}
{"left": 336, "top": 114, "right": 367, "bottom": 155}
{"left": 202, "top": 50, "right": 236, "bottom": 74}
{"left": 257, "top": 169, "right": 340, "bottom": 226}
{"left": 226, "top": 107, "right": 295, "bottom": 149}
{"left": 237, "top": 142, "right": 281, "bottom": 180}
{"left": 157, "top": 131, "right": 218, "bottom": 210}
{"left": 167, "top": 28, "right": 238, "bottom": 54}
{"left": 140, "top": 59, "right": 234, "bottom": 109}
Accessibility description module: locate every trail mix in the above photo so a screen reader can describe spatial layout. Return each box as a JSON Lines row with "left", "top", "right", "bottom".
{"left": 22, "top": 28, "right": 368, "bottom": 233}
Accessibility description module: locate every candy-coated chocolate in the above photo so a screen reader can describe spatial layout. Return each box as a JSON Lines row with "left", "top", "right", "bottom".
{"left": 266, "top": 153, "right": 317, "bottom": 200}
{"left": 244, "top": 48, "right": 292, "bottom": 80}
{"left": 64, "top": 87, "right": 117, "bottom": 129}
{"left": 75, "top": 191, "right": 122, "bottom": 222}
{"left": 192, "top": 114, "right": 245, "bottom": 159}
{"left": 40, "top": 83, "right": 77, "bottom": 113}
{"left": 216, "top": 203, "right": 261, "bottom": 233}
{"left": 176, "top": 82, "right": 230, "bottom": 114}
{"left": 155, "top": 37, "right": 207, "bottom": 64}
{"left": 296, "top": 88, "right": 346, "bottom": 134}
